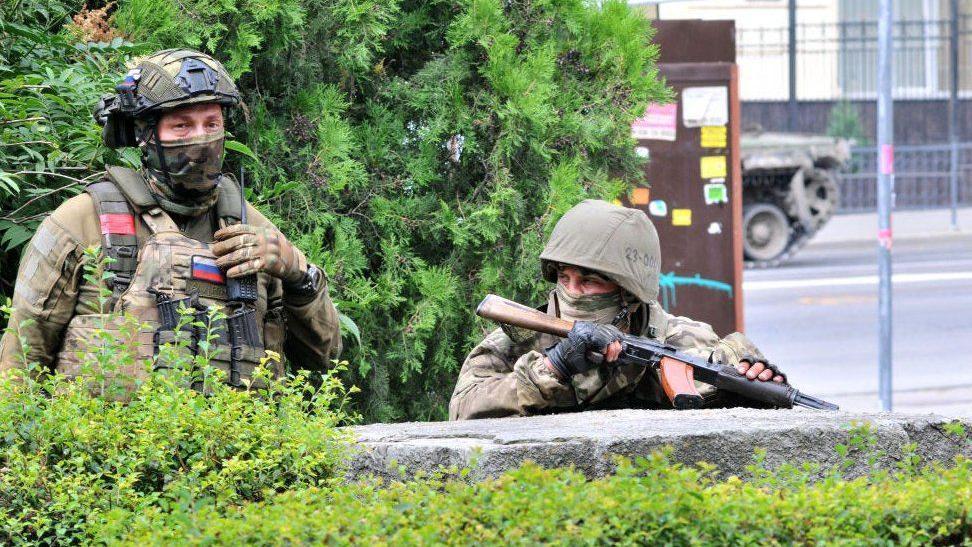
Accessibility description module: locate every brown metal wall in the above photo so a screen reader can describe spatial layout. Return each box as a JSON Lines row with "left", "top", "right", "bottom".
{"left": 627, "top": 20, "right": 743, "bottom": 337}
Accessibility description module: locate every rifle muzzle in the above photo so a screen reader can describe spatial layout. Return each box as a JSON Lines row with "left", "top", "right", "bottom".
{"left": 714, "top": 365, "right": 839, "bottom": 410}
{"left": 792, "top": 392, "right": 840, "bottom": 410}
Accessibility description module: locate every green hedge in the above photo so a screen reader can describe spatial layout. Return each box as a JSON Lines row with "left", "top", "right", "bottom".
{"left": 0, "top": 295, "right": 357, "bottom": 543}
{"left": 2, "top": 299, "right": 971, "bottom": 544}
{"left": 103, "top": 455, "right": 972, "bottom": 545}
{"left": 5, "top": 366, "right": 972, "bottom": 547}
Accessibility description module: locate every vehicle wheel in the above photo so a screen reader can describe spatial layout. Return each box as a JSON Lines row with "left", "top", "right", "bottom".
{"left": 743, "top": 203, "right": 791, "bottom": 263}
{"left": 804, "top": 168, "right": 839, "bottom": 230}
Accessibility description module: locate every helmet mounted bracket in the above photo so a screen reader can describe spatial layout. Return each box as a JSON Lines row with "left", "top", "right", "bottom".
{"left": 176, "top": 58, "right": 220, "bottom": 97}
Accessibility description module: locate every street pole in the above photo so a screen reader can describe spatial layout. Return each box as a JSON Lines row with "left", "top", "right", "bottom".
{"left": 949, "top": 0, "right": 959, "bottom": 230}
{"left": 788, "top": 0, "right": 797, "bottom": 131}
{"left": 877, "top": 0, "right": 894, "bottom": 411}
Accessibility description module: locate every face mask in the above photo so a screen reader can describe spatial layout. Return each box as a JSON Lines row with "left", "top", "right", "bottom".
{"left": 142, "top": 129, "right": 224, "bottom": 216}
{"left": 555, "top": 283, "right": 623, "bottom": 324}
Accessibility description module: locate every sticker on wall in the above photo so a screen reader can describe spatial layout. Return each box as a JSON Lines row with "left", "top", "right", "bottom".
{"left": 700, "top": 125, "right": 728, "bottom": 148}
{"left": 631, "top": 102, "right": 678, "bottom": 141}
{"left": 703, "top": 183, "right": 729, "bottom": 205}
{"left": 635, "top": 146, "right": 650, "bottom": 158}
{"left": 700, "top": 155, "right": 727, "bottom": 180}
{"left": 707, "top": 222, "right": 723, "bottom": 235}
{"left": 630, "top": 187, "right": 650, "bottom": 205}
{"left": 672, "top": 208, "right": 692, "bottom": 226}
{"left": 648, "top": 199, "right": 667, "bottom": 217}
{"left": 682, "top": 86, "right": 728, "bottom": 128}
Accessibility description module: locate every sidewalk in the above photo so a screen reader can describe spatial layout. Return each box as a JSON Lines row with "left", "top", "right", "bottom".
{"left": 823, "top": 385, "right": 972, "bottom": 418}
{"left": 812, "top": 207, "right": 972, "bottom": 245}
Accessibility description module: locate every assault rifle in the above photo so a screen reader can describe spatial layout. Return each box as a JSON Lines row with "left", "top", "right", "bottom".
{"left": 224, "top": 167, "right": 261, "bottom": 387}
{"left": 476, "top": 294, "right": 838, "bottom": 410}
{"left": 154, "top": 290, "right": 227, "bottom": 357}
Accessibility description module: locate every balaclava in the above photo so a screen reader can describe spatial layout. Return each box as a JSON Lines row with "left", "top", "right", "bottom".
{"left": 136, "top": 119, "right": 223, "bottom": 217}
{"left": 554, "top": 283, "right": 624, "bottom": 324}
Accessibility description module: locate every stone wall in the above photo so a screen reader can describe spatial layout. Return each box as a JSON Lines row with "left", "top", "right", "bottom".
{"left": 346, "top": 409, "right": 971, "bottom": 482}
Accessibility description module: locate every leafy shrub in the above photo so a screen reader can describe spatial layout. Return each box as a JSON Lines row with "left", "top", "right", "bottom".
{"left": 0, "top": 266, "right": 357, "bottom": 544}
{"left": 4, "top": 357, "right": 971, "bottom": 546}
{"left": 95, "top": 451, "right": 972, "bottom": 545}
{"left": 0, "top": 0, "right": 143, "bottom": 288}
{"left": 2, "top": 262, "right": 971, "bottom": 543}
{"left": 826, "top": 100, "right": 868, "bottom": 145}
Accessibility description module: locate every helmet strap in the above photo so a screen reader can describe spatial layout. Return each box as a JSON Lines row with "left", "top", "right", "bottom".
{"left": 150, "top": 122, "right": 174, "bottom": 187}
{"left": 612, "top": 294, "right": 640, "bottom": 331}
{"left": 610, "top": 306, "right": 629, "bottom": 328}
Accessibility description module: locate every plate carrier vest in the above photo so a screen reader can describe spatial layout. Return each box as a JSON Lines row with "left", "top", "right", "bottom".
{"left": 54, "top": 166, "right": 282, "bottom": 392}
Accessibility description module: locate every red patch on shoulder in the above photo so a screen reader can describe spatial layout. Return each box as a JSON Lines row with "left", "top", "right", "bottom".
{"left": 98, "top": 213, "right": 136, "bottom": 236}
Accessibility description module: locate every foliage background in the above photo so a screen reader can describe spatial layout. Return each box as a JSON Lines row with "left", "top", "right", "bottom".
{"left": 0, "top": 0, "right": 668, "bottom": 421}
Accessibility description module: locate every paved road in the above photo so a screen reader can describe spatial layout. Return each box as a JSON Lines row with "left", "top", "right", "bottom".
{"left": 743, "top": 234, "right": 972, "bottom": 416}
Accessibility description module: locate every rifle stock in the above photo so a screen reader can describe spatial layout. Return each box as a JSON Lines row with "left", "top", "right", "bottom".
{"left": 475, "top": 294, "right": 839, "bottom": 411}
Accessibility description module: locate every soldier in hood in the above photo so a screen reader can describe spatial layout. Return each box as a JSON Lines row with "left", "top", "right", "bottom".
{"left": 0, "top": 49, "right": 341, "bottom": 388}
{"left": 449, "top": 199, "right": 784, "bottom": 420}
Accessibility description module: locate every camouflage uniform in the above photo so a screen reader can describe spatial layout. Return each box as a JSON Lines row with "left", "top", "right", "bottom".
{"left": 449, "top": 200, "right": 768, "bottom": 420}
{"left": 0, "top": 49, "right": 341, "bottom": 387}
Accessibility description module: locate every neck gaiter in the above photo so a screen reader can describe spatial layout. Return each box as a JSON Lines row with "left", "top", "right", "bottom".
{"left": 142, "top": 130, "right": 224, "bottom": 217}
{"left": 555, "top": 284, "right": 623, "bottom": 324}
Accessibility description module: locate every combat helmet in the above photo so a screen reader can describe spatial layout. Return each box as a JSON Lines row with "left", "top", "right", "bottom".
{"left": 94, "top": 49, "right": 240, "bottom": 148}
{"left": 540, "top": 199, "right": 661, "bottom": 304}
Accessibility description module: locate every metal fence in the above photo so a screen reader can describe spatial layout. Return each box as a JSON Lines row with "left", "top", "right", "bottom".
{"left": 737, "top": 17, "right": 972, "bottom": 101}
{"left": 838, "top": 142, "right": 972, "bottom": 212}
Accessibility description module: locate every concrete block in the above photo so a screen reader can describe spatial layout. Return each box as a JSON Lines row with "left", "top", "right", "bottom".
{"left": 346, "top": 409, "right": 971, "bottom": 482}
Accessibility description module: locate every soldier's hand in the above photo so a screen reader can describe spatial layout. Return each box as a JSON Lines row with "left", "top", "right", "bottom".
{"left": 213, "top": 224, "right": 307, "bottom": 283}
{"left": 737, "top": 356, "right": 787, "bottom": 384}
{"left": 604, "top": 340, "right": 623, "bottom": 363}
{"left": 545, "top": 321, "right": 623, "bottom": 379}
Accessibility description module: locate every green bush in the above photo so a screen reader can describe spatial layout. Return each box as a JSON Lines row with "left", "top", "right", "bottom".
{"left": 0, "top": 272, "right": 357, "bottom": 543}
{"left": 3, "top": 264, "right": 971, "bottom": 544}
{"left": 4, "top": 356, "right": 971, "bottom": 545}
{"left": 93, "top": 450, "right": 972, "bottom": 545}
{"left": 1, "top": 0, "right": 669, "bottom": 422}
{"left": 826, "top": 100, "right": 867, "bottom": 145}
{"left": 0, "top": 1, "right": 143, "bottom": 286}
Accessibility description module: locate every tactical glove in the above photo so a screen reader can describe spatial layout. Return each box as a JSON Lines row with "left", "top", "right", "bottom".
{"left": 213, "top": 224, "right": 308, "bottom": 283}
{"left": 545, "top": 321, "right": 623, "bottom": 379}
{"left": 740, "top": 354, "right": 788, "bottom": 384}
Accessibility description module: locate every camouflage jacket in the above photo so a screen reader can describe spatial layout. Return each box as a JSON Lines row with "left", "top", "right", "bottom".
{"left": 449, "top": 297, "right": 767, "bottom": 420}
{"left": 0, "top": 176, "right": 342, "bottom": 378}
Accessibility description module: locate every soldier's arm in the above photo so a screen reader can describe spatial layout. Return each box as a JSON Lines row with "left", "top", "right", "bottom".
{"left": 246, "top": 206, "right": 342, "bottom": 371}
{"left": 448, "top": 328, "right": 575, "bottom": 420}
{"left": 664, "top": 315, "right": 766, "bottom": 364}
{"left": 278, "top": 269, "right": 342, "bottom": 371}
{"left": 662, "top": 313, "right": 775, "bottom": 408}
{"left": 0, "top": 196, "right": 96, "bottom": 373}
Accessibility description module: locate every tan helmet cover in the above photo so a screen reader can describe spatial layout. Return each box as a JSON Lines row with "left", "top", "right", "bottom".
{"left": 540, "top": 199, "right": 661, "bottom": 303}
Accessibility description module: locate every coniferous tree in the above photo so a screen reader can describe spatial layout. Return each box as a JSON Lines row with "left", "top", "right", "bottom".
{"left": 1, "top": 0, "right": 670, "bottom": 421}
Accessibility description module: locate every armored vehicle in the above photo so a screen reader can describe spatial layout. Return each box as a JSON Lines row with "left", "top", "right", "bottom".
{"left": 740, "top": 132, "right": 851, "bottom": 267}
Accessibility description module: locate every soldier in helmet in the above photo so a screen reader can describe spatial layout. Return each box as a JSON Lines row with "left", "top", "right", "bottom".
{"left": 449, "top": 199, "right": 784, "bottom": 420}
{"left": 0, "top": 49, "right": 342, "bottom": 387}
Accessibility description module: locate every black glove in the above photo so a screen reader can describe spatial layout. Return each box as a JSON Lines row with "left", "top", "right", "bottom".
{"left": 545, "top": 321, "right": 623, "bottom": 379}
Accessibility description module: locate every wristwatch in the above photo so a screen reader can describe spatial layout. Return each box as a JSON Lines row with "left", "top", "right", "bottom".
{"left": 283, "top": 265, "right": 322, "bottom": 297}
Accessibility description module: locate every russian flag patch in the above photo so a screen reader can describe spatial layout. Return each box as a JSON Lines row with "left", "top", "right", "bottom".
{"left": 191, "top": 255, "right": 225, "bottom": 284}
